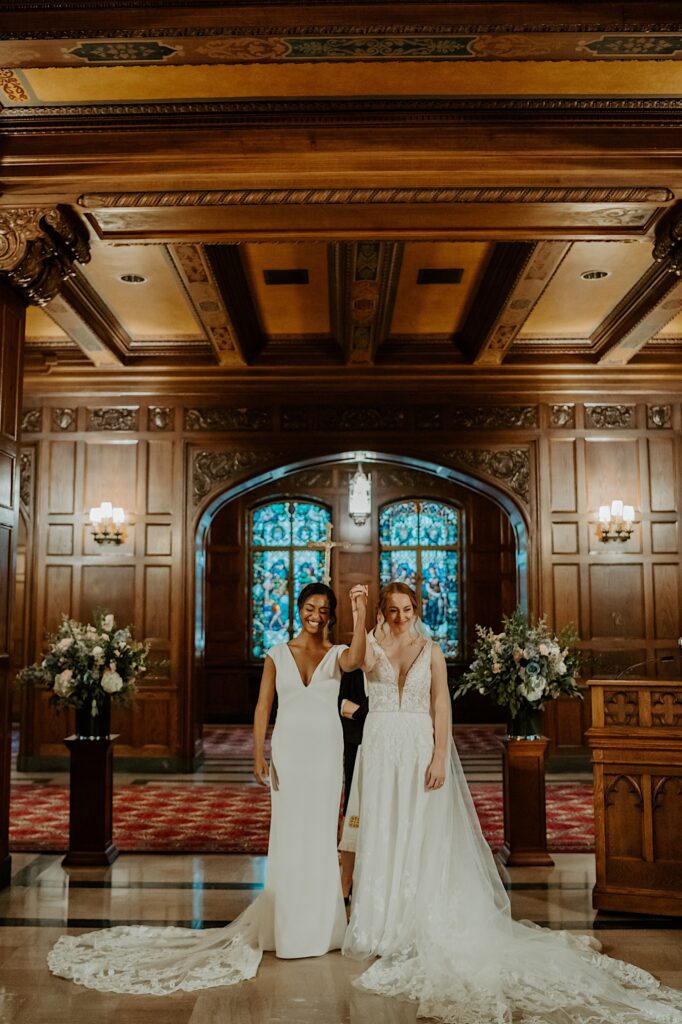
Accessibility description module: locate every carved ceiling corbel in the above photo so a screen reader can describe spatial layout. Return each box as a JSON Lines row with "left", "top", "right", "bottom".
{"left": 653, "top": 202, "right": 682, "bottom": 276}
{"left": 0, "top": 205, "right": 90, "bottom": 306}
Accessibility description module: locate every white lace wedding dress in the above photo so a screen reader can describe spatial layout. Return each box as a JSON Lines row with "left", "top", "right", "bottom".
{"left": 48, "top": 642, "right": 348, "bottom": 994}
{"left": 344, "top": 633, "right": 682, "bottom": 1024}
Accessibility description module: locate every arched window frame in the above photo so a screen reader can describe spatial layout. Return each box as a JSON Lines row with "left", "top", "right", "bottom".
{"left": 248, "top": 497, "right": 332, "bottom": 660}
{"left": 378, "top": 497, "right": 463, "bottom": 660}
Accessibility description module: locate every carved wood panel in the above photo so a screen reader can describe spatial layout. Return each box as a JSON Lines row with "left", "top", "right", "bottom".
{"left": 15, "top": 393, "right": 682, "bottom": 771}
{"left": 0, "top": 285, "right": 24, "bottom": 885}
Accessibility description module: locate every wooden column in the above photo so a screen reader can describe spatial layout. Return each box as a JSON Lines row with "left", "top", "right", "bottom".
{"left": 588, "top": 677, "right": 682, "bottom": 916}
{"left": 499, "top": 737, "right": 554, "bottom": 867}
{"left": 62, "top": 736, "right": 119, "bottom": 866}
{"left": 0, "top": 283, "right": 25, "bottom": 889}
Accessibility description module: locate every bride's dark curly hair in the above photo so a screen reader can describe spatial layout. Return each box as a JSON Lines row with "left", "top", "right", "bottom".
{"left": 297, "top": 583, "right": 337, "bottom": 629}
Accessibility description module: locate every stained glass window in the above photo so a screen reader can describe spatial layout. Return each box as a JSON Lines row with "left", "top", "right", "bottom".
{"left": 379, "top": 500, "right": 461, "bottom": 658}
{"left": 250, "top": 500, "right": 332, "bottom": 658}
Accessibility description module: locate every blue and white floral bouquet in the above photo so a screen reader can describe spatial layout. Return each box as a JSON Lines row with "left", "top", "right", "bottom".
{"left": 16, "top": 609, "right": 149, "bottom": 717}
{"left": 455, "top": 608, "right": 582, "bottom": 717}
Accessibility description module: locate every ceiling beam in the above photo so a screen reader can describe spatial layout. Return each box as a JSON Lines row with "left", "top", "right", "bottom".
{"left": 464, "top": 241, "right": 571, "bottom": 366}
{"left": 168, "top": 243, "right": 248, "bottom": 366}
{"left": 203, "top": 244, "right": 266, "bottom": 366}
{"left": 328, "top": 241, "right": 404, "bottom": 365}
{"left": 596, "top": 205, "right": 682, "bottom": 365}
{"left": 43, "top": 267, "right": 128, "bottom": 368}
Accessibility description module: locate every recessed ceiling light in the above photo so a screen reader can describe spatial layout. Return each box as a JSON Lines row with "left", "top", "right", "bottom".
{"left": 580, "top": 270, "right": 609, "bottom": 280}
{"left": 119, "top": 274, "right": 146, "bottom": 284}
{"left": 263, "top": 269, "right": 309, "bottom": 285}
{"left": 417, "top": 268, "right": 464, "bottom": 285}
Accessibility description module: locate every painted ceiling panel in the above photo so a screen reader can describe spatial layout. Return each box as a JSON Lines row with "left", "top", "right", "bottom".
{"left": 8, "top": 61, "right": 682, "bottom": 107}
{"left": 519, "top": 241, "right": 654, "bottom": 339}
{"left": 24, "top": 306, "right": 70, "bottom": 343}
{"left": 79, "top": 242, "right": 203, "bottom": 341}
{"left": 242, "top": 242, "right": 330, "bottom": 337}
{"left": 654, "top": 308, "right": 682, "bottom": 338}
{"left": 390, "top": 242, "right": 492, "bottom": 336}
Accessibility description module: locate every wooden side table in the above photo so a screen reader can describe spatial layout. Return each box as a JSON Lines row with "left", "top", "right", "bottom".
{"left": 498, "top": 737, "right": 554, "bottom": 867}
{"left": 62, "top": 735, "right": 119, "bottom": 867}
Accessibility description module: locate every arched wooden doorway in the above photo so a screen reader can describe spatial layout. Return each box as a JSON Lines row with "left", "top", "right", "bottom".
{"left": 192, "top": 451, "right": 529, "bottom": 732}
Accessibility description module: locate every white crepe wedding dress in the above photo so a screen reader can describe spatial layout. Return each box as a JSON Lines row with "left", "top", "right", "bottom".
{"left": 343, "top": 632, "right": 682, "bottom": 1024}
{"left": 48, "top": 642, "right": 347, "bottom": 994}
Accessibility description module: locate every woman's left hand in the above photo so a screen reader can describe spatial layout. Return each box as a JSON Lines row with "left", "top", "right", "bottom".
{"left": 426, "top": 755, "right": 446, "bottom": 790}
{"left": 349, "top": 584, "right": 368, "bottom": 614}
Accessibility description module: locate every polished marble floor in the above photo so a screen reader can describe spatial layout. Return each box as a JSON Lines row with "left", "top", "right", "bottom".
{"left": 0, "top": 851, "right": 680, "bottom": 1024}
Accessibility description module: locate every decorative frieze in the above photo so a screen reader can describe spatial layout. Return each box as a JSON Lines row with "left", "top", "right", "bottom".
{"left": 193, "top": 449, "right": 281, "bottom": 505}
{"left": 415, "top": 407, "right": 443, "bottom": 431}
{"left": 0, "top": 205, "right": 90, "bottom": 306}
{"left": 184, "top": 407, "right": 272, "bottom": 432}
{"left": 51, "top": 407, "right": 76, "bottom": 432}
{"left": 281, "top": 407, "right": 311, "bottom": 431}
{"left": 19, "top": 449, "right": 33, "bottom": 513}
{"left": 550, "top": 404, "right": 576, "bottom": 429}
{"left": 450, "top": 406, "right": 538, "bottom": 429}
{"left": 87, "top": 407, "right": 139, "bottom": 431}
{"left": 445, "top": 447, "right": 530, "bottom": 504}
{"left": 83, "top": 185, "right": 674, "bottom": 209}
{"left": 318, "top": 406, "right": 406, "bottom": 431}
{"left": 20, "top": 409, "right": 41, "bottom": 434}
{"left": 647, "top": 404, "right": 672, "bottom": 429}
{"left": 148, "top": 407, "right": 173, "bottom": 432}
{"left": 585, "top": 404, "right": 635, "bottom": 429}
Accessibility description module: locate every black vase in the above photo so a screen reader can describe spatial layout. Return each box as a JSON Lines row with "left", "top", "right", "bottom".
{"left": 508, "top": 701, "right": 543, "bottom": 740}
{"left": 74, "top": 697, "right": 111, "bottom": 740}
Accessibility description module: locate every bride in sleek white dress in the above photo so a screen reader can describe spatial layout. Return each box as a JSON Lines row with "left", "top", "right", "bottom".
{"left": 344, "top": 581, "right": 682, "bottom": 1024}
{"left": 48, "top": 581, "right": 367, "bottom": 994}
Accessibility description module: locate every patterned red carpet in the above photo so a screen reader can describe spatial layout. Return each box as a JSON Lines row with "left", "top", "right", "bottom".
{"left": 9, "top": 781, "right": 593, "bottom": 855}
{"left": 9, "top": 726, "right": 594, "bottom": 854}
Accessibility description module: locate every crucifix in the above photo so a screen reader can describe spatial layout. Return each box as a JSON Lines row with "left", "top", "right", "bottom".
{"left": 305, "top": 522, "right": 352, "bottom": 586}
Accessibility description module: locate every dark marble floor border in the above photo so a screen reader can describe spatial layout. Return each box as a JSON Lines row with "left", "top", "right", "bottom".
{"left": 1, "top": 916, "right": 681, "bottom": 930}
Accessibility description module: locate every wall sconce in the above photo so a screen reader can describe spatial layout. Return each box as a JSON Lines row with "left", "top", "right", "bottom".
{"left": 598, "top": 500, "right": 635, "bottom": 543}
{"left": 89, "top": 502, "right": 126, "bottom": 545}
{"left": 348, "top": 464, "right": 372, "bottom": 526}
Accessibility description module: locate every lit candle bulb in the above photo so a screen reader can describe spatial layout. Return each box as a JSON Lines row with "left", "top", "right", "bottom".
{"left": 598, "top": 505, "right": 610, "bottom": 524}
{"left": 112, "top": 507, "right": 125, "bottom": 525}
{"left": 622, "top": 505, "right": 635, "bottom": 524}
{"left": 610, "top": 499, "right": 623, "bottom": 519}
{"left": 100, "top": 501, "right": 113, "bottom": 521}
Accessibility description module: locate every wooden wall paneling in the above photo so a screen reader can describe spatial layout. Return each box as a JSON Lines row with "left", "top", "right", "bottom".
{"left": 80, "top": 564, "right": 135, "bottom": 629}
{"left": 0, "top": 284, "right": 25, "bottom": 887}
{"left": 652, "top": 564, "right": 680, "bottom": 641}
{"left": 589, "top": 564, "right": 645, "bottom": 642}
{"left": 648, "top": 437, "right": 677, "bottom": 513}
{"left": 549, "top": 439, "right": 577, "bottom": 513}
{"left": 47, "top": 441, "right": 76, "bottom": 515}
{"left": 147, "top": 439, "right": 174, "bottom": 515}
{"left": 144, "top": 566, "right": 172, "bottom": 642}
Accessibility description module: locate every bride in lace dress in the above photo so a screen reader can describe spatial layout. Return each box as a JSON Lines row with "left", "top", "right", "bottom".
{"left": 344, "top": 582, "right": 682, "bottom": 1024}
{"left": 48, "top": 582, "right": 367, "bottom": 994}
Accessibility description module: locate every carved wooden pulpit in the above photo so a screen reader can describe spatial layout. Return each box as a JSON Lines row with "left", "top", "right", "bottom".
{"left": 587, "top": 678, "right": 682, "bottom": 917}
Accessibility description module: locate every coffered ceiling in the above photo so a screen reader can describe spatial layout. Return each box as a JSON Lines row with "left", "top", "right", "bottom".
{"left": 3, "top": 2, "right": 682, "bottom": 387}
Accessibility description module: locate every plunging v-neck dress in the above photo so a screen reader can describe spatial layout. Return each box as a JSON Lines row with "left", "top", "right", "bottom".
{"left": 46, "top": 642, "right": 348, "bottom": 994}
{"left": 344, "top": 633, "right": 434, "bottom": 956}
{"left": 263, "top": 642, "right": 347, "bottom": 959}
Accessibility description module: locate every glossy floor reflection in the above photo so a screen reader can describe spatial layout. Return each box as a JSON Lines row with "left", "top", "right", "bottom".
{"left": 0, "top": 853, "right": 680, "bottom": 1023}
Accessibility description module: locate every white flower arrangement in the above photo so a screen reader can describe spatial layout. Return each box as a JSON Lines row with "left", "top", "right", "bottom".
{"left": 16, "top": 609, "right": 149, "bottom": 718}
{"left": 455, "top": 608, "right": 582, "bottom": 717}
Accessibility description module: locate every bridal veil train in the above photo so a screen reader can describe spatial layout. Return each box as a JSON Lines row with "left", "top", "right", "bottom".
{"left": 342, "top": 635, "right": 682, "bottom": 1024}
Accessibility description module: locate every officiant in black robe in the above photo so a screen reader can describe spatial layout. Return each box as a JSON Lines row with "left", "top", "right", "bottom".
{"left": 338, "top": 667, "right": 369, "bottom": 900}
